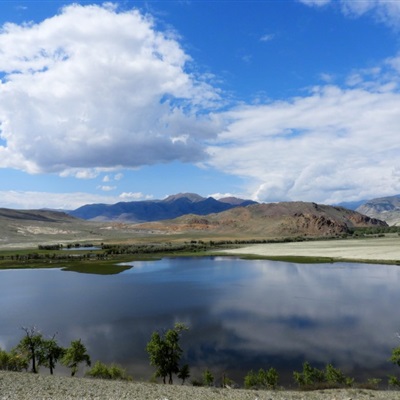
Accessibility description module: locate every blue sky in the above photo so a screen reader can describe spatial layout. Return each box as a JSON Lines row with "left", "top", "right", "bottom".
{"left": 1, "top": 0, "right": 400, "bottom": 209}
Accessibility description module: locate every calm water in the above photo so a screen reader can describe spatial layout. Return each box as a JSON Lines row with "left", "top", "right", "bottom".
{"left": 1, "top": 257, "right": 400, "bottom": 386}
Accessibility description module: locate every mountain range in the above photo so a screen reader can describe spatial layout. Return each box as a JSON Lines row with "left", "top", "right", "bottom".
{"left": 68, "top": 193, "right": 257, "bottom": 222}
{"left": 68, "top": 191, "right": 400, "bottom": 227}
{"left": 0, "top": 195, "right": 388, "bottom": 248}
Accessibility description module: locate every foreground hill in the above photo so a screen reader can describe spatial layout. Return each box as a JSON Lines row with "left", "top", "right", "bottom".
{"left": 132, "top": 201, "right": 387, "bottom": 237}
{"left": 0, "top": 371, "right": 398, "bottom": 400}
{"left": 356, "top": 195, "right": 400, "bottom": 226}
{"left": 68, "top": 193, "right": 256, "bottom": 222}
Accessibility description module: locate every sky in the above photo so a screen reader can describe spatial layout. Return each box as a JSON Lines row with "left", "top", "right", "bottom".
{"left": 1, "top": 0, "right": 400, "bottom": 209}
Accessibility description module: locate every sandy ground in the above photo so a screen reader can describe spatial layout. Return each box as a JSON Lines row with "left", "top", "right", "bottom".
{"left": 221, "top": 237, "right": 400, "bottom": 263}
{"left": 0, "top": 371, "right": 399, "bottom": 400}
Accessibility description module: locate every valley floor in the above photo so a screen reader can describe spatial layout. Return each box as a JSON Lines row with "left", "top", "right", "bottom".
{"left": 222, "top": 237, "right": 400, "bottom": 263}
{"left": 0, "top": 371, "right": 399, "bottom": 400}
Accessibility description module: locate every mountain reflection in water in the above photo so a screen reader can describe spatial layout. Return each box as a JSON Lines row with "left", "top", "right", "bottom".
{"left": 1, "top": 257, "right": 399, "bottom": 385}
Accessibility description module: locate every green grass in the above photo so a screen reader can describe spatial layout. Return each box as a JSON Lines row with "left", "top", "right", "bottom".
{"left": 62, "top": 263, "right": 133, "bottom": 275}
{"left": 1, "top": 235, "right": 400, "bottom": 273}
{"left": 238, "top": 254, "right": 336, "bottom": 264}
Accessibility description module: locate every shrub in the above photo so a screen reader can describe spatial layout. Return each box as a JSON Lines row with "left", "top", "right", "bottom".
{"left": 191, "top": 378, "right": 204, "bottom": 387}
{"left": 324, "top": 363, "right": 347, "bottom": 385}
{"left": 389, "top": 375, "right": 400, "bottom": 387}
{"left": 388, "top": 345, "right": 400, "bottom": 387}
{"left": 244, "top": 367, "right": 279, "bottom": 389}
{"left": 293, "top": 362, "right": 325, "bottom": 387}
{"left": 202, "top": 369, "right": 214, "bottom": 387}
{"left": 0, "top": 348, "right": 29, "bottom": 372}
{"left": 294, "top": 362, "right": 352, "bottom": 389}
{"left": 363, "top": 378, "right": 381, "bottom": 390}
{"left": 86, "top": 361, "right": 131, "bottom": 381}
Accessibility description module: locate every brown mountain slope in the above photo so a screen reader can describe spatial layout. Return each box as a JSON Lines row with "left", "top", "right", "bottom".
{"left": 133, "top": 202, "right": 387, "bottom": 237}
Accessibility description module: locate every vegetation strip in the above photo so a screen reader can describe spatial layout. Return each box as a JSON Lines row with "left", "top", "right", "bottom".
{"left": 1, "top": 323, "right": 400, "bottom": 392}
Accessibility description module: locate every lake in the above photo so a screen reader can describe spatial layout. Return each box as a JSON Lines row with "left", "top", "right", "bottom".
{"left": 1, "top": 257, "right": 400, "bottom": 386}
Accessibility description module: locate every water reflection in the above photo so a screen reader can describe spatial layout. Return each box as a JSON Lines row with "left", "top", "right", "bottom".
{"left": 0, "top": 258, "right": 399, "bottom": 385}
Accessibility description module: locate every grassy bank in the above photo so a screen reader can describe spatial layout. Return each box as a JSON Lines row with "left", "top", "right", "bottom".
{"left": 1, "top": 235, "right": 400, "bottom": 273}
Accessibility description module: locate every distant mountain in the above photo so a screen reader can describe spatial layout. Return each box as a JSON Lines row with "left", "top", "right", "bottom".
{"left": 131, "top": 201, "right": 388, "bottom": 237}
{"left": 356, "top": 195, "right": 400, "bottom": 226}
{"left": 0, "top": 208, "right": 75, "bottom": 223}
{"left": 335, "top": 200, "right": 368, "bottom": 211}
{"left": 68, "top": 193, "right": 258, "bottom": 222}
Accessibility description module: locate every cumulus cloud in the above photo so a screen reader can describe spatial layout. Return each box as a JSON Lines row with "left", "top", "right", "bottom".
{"left": 0, "top": 4, "right": 219, "bottom": 174}
{"left": 208, "top": 80, "right": 400, "bottom": 204}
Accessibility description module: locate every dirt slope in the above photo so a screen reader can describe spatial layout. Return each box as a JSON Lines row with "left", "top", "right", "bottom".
{"left": 133, "top": 202, "right": 387, "bottom": 238}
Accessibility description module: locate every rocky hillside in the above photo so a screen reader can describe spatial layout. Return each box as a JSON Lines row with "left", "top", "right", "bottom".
{"left": 68, "top": 193, "right": 256, "bottom": 222}
{"left": 356, "top": 195, "right": 400, "bottom": 226}
{"left": 0, "top": 208, "right": 109, "bottom": 248}
{"left": 132, "top": 201, "right": 387, "bottom": 237}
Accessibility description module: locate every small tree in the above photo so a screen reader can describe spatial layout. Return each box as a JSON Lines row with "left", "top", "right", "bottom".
{"left": 39, "top": 335, "right": 65, "bottom": 375}
{"left": 177, "top": 364, "right": 190, "bottom": 385}
{"left": 389, "top": 345, "right": 400, "bottom": 387}
{"left": 61, "top": 339, "right": 91, "bottom": 377}
{"left": 146, "top": 322, "right": 189, "bottom": 384}
{"left": 203, "top": 368, "right": 214, "bottom": 387}
{"left": 16, "top": 327, "right": 43, "bottom": 373}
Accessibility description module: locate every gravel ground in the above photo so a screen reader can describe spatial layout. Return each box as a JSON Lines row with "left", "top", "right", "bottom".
{"left": 221, "top": 237, "right": 400, "bottom": 262}
{"left": 0, "top": 372, "right": 399, "bottom": 400}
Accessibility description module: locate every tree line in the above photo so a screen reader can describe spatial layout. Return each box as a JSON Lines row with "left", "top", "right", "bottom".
{"left": 1, "top": 324, "right": 400, "bottom": 391}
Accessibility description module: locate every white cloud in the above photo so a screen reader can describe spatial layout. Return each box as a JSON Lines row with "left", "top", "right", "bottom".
{"left": 0, "top": 191, "right": 124, "bottom": 210}
{"left": 298, "top": 0, "right": 331, "bottom": 7}
{"left": 98, "top": 185, "right": 116, "bottom": 192}
{"left": 260, "top": 33, "right": 274, "bottom": 42}
{"left": 208, "top": 80, "right": 400, "bottom": 204}
{"left": 119, "top": 192, "right": 153, "bottom": 201}
{"left": 209, "top": 192, "right": 236, "bottom": 200}
{"left": 0, "top": 189, "right": 156, "bottom": 209}
{"left": 0, "top": 4, "right": 219, "bottom": 174}
{"left": 300, "top": 0, "right": 400, "bottom": 29}
{"left": 102, "top": 173, "right": 123, "bottom": 182}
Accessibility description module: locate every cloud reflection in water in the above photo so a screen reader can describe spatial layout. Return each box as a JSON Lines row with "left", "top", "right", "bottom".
{"left": 1, "top": 258, "right": 399, "bottom": 384}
